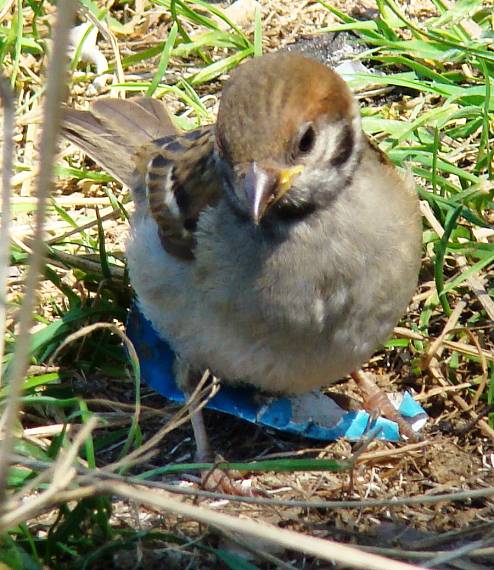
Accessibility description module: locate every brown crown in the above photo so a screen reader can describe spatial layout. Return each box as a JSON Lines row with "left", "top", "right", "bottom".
{"left": 216, "top": 52, "right": 354, "bottom": 165}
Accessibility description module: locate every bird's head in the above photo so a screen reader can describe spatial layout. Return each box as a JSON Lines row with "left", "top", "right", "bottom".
{"left": 215, "top": 52, "right": 363, "bottom": 226}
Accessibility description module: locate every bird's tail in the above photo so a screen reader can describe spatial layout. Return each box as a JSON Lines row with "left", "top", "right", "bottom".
{"left": 62, "top": 97, "right": 176, "bottom": 188}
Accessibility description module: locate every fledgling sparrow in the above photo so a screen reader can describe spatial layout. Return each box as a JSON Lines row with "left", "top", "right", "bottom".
{"left": 63, "top": 52, "right": 422, "bottom": 460}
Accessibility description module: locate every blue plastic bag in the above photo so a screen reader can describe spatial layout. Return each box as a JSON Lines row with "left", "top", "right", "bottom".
{"left": 127, "top": 303, "right": 427, "bottom": 442}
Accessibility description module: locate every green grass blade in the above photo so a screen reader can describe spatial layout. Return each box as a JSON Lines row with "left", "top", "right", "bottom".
{"left": 146, "top": 21, "right": 178, "bottom": 96}
{"left": 434, "top": 205, "right": 463, "bottom": 316}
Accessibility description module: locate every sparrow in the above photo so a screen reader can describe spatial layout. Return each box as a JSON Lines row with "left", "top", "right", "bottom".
{"left": 63, "top": 52, "right": 422, "bottom": 463}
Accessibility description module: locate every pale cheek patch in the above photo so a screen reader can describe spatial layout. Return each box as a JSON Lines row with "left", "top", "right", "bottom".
{"left": 316, "top": 123, "right": 347, "bottom": 165}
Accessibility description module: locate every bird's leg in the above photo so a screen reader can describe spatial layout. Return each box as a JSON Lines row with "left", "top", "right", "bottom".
{"left": 174, "top": 357, "right": 255, "bottom": 496}
{"left": 188, "top": 403, "right": 212, "bottom": 463}
{"left": 351, "top": 370, "right": 419, "bottom": 442}
{"left": 174, "top": 356, "right": 213, "bottom": 462}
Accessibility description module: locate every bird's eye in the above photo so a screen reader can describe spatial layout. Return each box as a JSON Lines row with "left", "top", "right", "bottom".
{"left": 297, "top": 125, "right": 316, "bottom": 154}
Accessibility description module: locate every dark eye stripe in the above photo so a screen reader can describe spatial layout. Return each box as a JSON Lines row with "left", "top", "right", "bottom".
{"left": 330, "top": 124, "right": 354, "bottom": 167}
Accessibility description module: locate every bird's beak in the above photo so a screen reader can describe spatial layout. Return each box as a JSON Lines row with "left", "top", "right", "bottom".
{"left": 244, "top": 162, "right": 304, "bottom": 224}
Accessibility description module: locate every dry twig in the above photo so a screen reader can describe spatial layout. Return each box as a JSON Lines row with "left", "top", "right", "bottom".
{"left": 0, "top": 75, "right": 14, "bottom": 383}
{"left": 0, "top": 0, "right": 79, "bottom": 506}
{"left": 0, "top": 417, "right": 98, "bottom": 531}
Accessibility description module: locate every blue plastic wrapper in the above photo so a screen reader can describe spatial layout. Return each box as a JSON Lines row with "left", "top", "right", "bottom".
{"left": 127, "top": 303, "right": 427, "bottom": 442}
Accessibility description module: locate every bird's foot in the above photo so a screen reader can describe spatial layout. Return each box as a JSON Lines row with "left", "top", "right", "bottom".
{"left": 200, "top": 462, "right": 259, "bottom": 497}
{"left": 351, "top": 370, "right": 421, "bottom": 442}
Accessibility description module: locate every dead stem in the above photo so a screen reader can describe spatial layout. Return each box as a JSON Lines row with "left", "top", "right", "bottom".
{"left": 0, "top": 0, "right": 79, "bottom": 507}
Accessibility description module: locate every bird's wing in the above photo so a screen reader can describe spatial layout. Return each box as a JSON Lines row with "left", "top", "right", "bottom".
{"left": 62, "top": 97, "right": 176, "bottom": 188}
{"left": 62, "top": 97, "right": 222, "bottom": 261}
{"left": 137, "top": 125, "right": 220, "bottom": 260}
